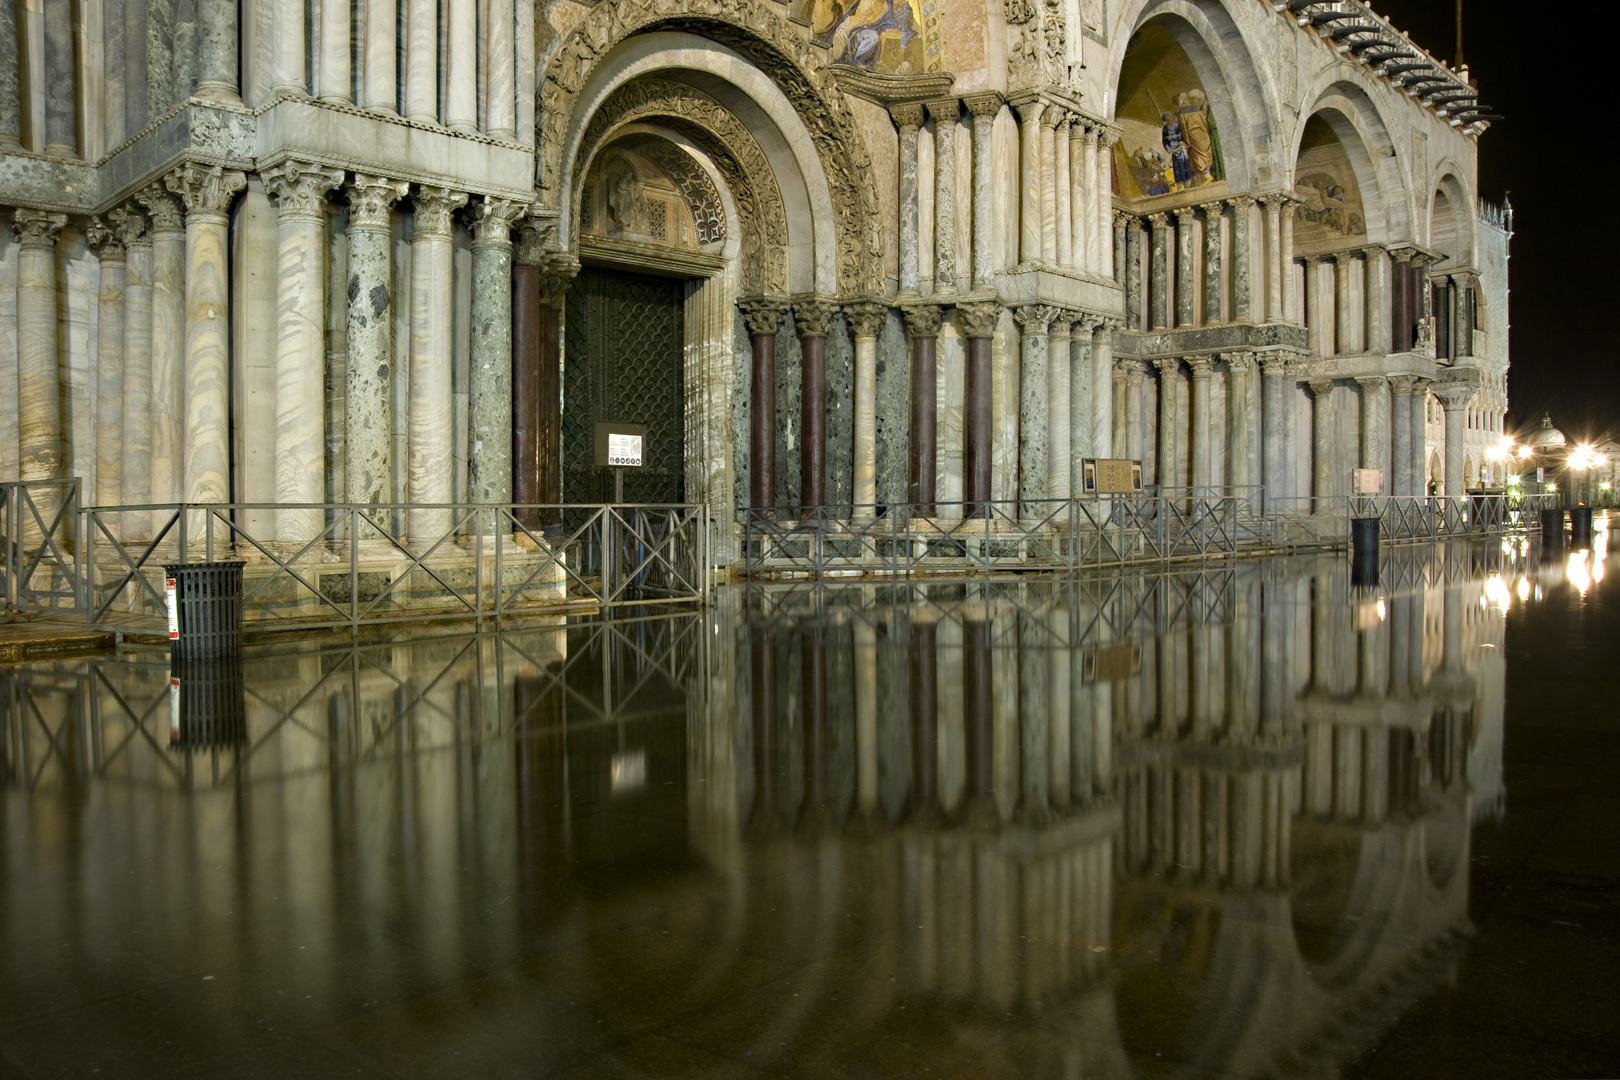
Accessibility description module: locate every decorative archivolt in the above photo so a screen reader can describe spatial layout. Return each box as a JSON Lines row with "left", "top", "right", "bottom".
{"left": 576, "top": 79, "right": 789, "bottom": 294}
{"left": 540, "top": 0, "right": 882, "bottom": 294}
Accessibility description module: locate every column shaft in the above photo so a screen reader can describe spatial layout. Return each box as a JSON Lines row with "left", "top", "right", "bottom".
{"left": 1303, "top": 258, "right": 1320, "bottom": 357}
{"left": 11, "top": 211, "right": 66, "bottom": 479}
{"left": 902, "top": 304, "right": 941, "bottom": 514}
{"left": 91, "top": 230, "right": 126, "bottom": 506}
{"left": 363, "top": 0, "right": 398, "bottom": 112}
{"left": 1264, "top": 200, "right": 1283, "bottom": 322}
{"left": 966, "top": 96, "right": 998, "bottom": 291}
{"left": 0, "top": 1, "right": 21, "bottom": 147}
{"left": 1126, "top": 364, "right": 1145, "bottom": 462}
{"left": 798, "top": 300, "right": 836, "bottom": 509}
{"left": 345, "top": 177, "right": 409, "bottom": 512}
{"left": 1091, "top": 322, "right": 1114, "bottom": 458}
{"left": 138, "top": 190, "right": 186, "bottom": 504}
{"left": 1156, "top": 359, "right": 1179, "bottom": 489}
{"left": 894, "top": 105, "right": 923, "bottom": 295}
{"left": 1070, "top": 124, "right": 1088, "bottom": 270}
{"left": 317, "top": 0, "right": 350, "bottom": 103}
{"left": 1016, "top": 306, "right": 1052, "bottom": 509}
{"left": 511, "top": 253, "right": 542, "bottom": 524}
{"left": 960, "top": 303, "right": 997, "bottom": 512}
{"left": 1310, "top": 379, "right": 1334, "bottom": 506}
{"left": 445, "top": 0, "right": 477, "bottom": 132}
{"left": 1047, "top": 317, "right": 1073, "bottom": 499}
{"left": 485, "top": 0, "right": 516, "bottom": 137}
{"left": 468, "top": 198, "right": 521, "bottom": 509}
{"left": 120, "top": 217, "right": 154, "bottom": 509}
{"left": 929, "top": 99, "right": 959, "bottom": 294}
{"left": 271, "top": 0, "right": 307, "bottom": 94}
{"left": 1175, "top": 210, "right": 1196, "bottom": 327}
{"left": 1442, "top": 398, "right": 1469, "bottom": 498}
{"left": 1016, "top": 101, "right": 1044, "bottom": 265}
{"left": 1202, "top": 204, "right": 1222, "bottom": 324}
{"left": 1070, "top": 319, "right": 1094, "bottom": 478}
{"left": 1230, "top": 198, "right": 1252, "bottom": 322}
{"left": 1148, "top": 215, "right": 1168, "bottom": 330}
{"left": 1261, "top": 360, "right": 1286, "bottom": 507}
{"left": 1053, "top": 115, "right": 1072, "bottom": 267}
{"left": 406, "top": 188, "right": 467, "bottom": 543}
{"left": 1189, "top": 359, "right": 1212, "bottom": 490}
{"left": 1280, "top": 210, "right": 1296, "bottom": 323}
{"left": 1126, "top": 219, "right": 1144, "bottom": 329}
{"left": 1390, "top": 382, "right": 1413, "bottom": 496}
{"left": 1226, "top": 354, "right": 1254, "bottom": 491}
{"left": 1367, "top": 247, "right": 1392, "bottom": 353}
{"left": 1096, "top": 133, "right": 1116, "bottom": 277}
{"left": 196, "top": 0, "right": 240, "bottom": 102}
{"left": 1411, "top": 385, "right": 1429, "bottom": 494}
{"left": 742, "top": 301, "right": 783, "bottom": 510}
{"left": 405, "top": 0, "right": 436, "bottom": 122}
{"left": 847, "top": 303, "right": 886, "bottom": 511}
{"left": 1039, "top": 112, "right": 1058, "bottom": 263}
{"left": 1334, "top": 255, "right": 1352, "bottom": 355}
{"left": 42, "top": 0, "right": 74, "bottom": 153}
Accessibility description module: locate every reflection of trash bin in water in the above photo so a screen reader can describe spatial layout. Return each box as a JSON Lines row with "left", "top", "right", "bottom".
{"left": 164, "top": 561, "right": 244, "bottom": 659}
{"left": 168, "top": 657, "right": 247, "bottom": 750}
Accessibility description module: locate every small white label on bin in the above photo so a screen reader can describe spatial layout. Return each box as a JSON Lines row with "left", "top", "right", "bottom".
{"left": 166, "top": 577, "right": 179, "bottom": 640}
{"left": 169, "top": 676, "right": 181, "bottom": 744}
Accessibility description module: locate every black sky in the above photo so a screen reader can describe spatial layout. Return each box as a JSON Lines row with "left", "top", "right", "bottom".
{"left": 1359, "top": 0, "right": 1609, "bottom": 444}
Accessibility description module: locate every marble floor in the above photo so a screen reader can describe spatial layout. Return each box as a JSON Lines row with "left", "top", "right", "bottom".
{"left": 1, "top": 525, "right": 1616, "bottom": 1078}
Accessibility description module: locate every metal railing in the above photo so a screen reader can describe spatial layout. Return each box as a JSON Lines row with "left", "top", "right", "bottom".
{"left": 82, "top": 500, "right": 709, "bottom": 635}
{"left": 1, "top": 480, "right": 84, "bottom": 617}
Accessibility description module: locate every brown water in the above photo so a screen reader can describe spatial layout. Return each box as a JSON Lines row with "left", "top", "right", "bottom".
{"left": 3, "top": 532, "right": 1617, "bottom": 1079}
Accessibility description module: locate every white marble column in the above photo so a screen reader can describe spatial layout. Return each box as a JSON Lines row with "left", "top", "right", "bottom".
{"left": 167, "top": 163, "right": 247, "bottom": 506}
{"left": 344, "top": 175, "right": 409, "bottom": 515}
{"left": 1047, "top": 314, "right": 1073, "bottom": 499}
{"left": 1366, "top": 246, "right": 1392, "bottom": 354}
{"left": 1155, "top": 359, "right": 1180, "bottom": 489}
{"left": 271, "top": 0, "right": 307, "bottom": 95}
{"left": 445, "top": 0, "right": 477, "bottom": 132}
{"left": 407, "top": 186, "right": 468, "bottom": 545}
{"left": 113, "top": 207, "right": 153, "bottom": 514}
{"left": 1355, "top": 375, "right": 1390, "bottom": 481}
{"left": 1263, "top": 198, "right": 1283, "bottom": 323}
{"left": 1303, "top": 257, "right": 1321, "bottom": 357}
{"left": 1015, "top": 99, "right": 1045, "bottom": 267}
{"left": 136, "top": 185, "right": 186, "bottom": 505}
{"left": 1333, "top": 254, "right": 1352, "bottom": 355}
{"left": 196, "top": 0, "right": 241, "bottom": 105}
{"left": 1096, "top": 131, "right": 1116, "bottom": 278}
{"left": 405, "top": 0, "right": 437, "bottom": 123}
{"left": 468, "top": 196, "right": 524, "bottom": 513}
{"left": 1410, "top": 380, "right": 1431, "bottom": 495}
{"left": 317, "top": 0, "right": 350, "bottom": 103}
{"left": 1070, "top": 123, "right": 1090, "bottom": 272}
{"left": 1052, "top": 112, "right": 1071, "bottom": 268}
{"left": 1125, "top": 361, "right": 1145, "bottom": 462}
{"left": 1070, "top": 315, "right": 1097, "bottom": 478}
{"left": 1436, "top": 386, "right": 1474, "bottom": 499}
{"left": 264, "top": 160, "right": 344, "bottom": 541}
{"left": 1188, "top": 357, "right": 1213, "bottom": 490}
{"left": 965, "top": 94, "right": 999, "bottom": 292}
{"left": 1225, "top": 351, "right": 1255, "bottom": 491}
{"left": 1039, "top": 108, "right": 1059, "bottom": 264}
{"left": 484, "top": 0, "right": 516, "bottom": 138}
{"left": 1016, "top": 305, "right": 1056, "bottom": 509}
{"left": 1308, "top": 378, "right": 1334, "bottom": 507}
{"left": 1091, "top": 319, "right": 1115, "bottom": 459}
{"left": 11, "top": 210, "right": 66, "bottom": 480}
{"left": 893, "top": 103, "right": 923, "bottom": 297}
{"left": 362, "top": 0, "right": 398, "bottom": 113}
{"left": 88, "top": 219, "right": 126, "bottom": 506}
{"left": 1389, "top": 375, "right": 1415, "bottom": 497}
{"left": 1260, "top": 356, "right": 1287, "bottom": 508}
{"left": 1280, "top": 204, "right": 1297, "bottom": 324}
{"left": 846, "top": 302, "right": 886, "bottom": 512}
{"left": 928, "top": 99, "right": 959, "bottom": 295}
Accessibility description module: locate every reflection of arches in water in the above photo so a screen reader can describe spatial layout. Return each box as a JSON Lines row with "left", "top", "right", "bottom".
{"left": 1289, "top": 821, "right": 1364, "bottom": 965}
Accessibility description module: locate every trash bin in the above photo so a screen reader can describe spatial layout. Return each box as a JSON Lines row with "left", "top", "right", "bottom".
{"left": 1539, "top": 508, "right": 1566, "bottom": 547}
{"left": 1351, "top": 516, "right": 1380, "bottom": 587}
{"left": 164, "top": 561, "right": 245, "bottom": 659}
{"left": 1570, "top": 505, "right": 1594, "bottom": 548}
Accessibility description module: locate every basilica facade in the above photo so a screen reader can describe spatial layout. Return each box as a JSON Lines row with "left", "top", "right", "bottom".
{"left": 0, "top": 0, "right": 1508, "bottom": 559}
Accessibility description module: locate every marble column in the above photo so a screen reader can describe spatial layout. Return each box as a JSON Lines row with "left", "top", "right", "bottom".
{"left": 1015, "top": 100, "right": 1045, "bottom": 267}
{"left": 196, "top": 0, "right": 240, "bottom": 103}
{"left": 1125, "top": 215, "right": 1145, "bottom": 329}
{"left": 1308, "top": 379, "right": 1334, "bottom": 507}
{"left": 1366, "top": 246, "right": 1392, "bottom": 354}
{"left": 11, "top": 210, "right": 66, "bottom": 479}
{"left": 1260, "top": 356, "right": 1288, "bottom": 508}
{"left": 113, "top": 207, "right": 152, "bottom": 512}
{"left": 405, "top": 0, "right": 436, "bottom": 122}
{"left": 510, "top": 221, "right": 545, "bottom": 524}
{"left": 344, "top": 175, "right": 409, "bottom": 517}
{"left": 406, "top": 186, "right": 468, "bottom": 545}
{"left": 1113, "top": 211, "right": 1128, "bottom": 288}
{"left": 1188, "top": 357, "right": 1213, "bottom": 490}
{"left": 1201, "top": 203, "right": 1223, "bottom": 325}
{"left": 264, "top": 160, "right": 344, "bottom": 540}
{"left": 1070, "top": 123, "right": 1090, "bottom": 271}
{"left": 959, "top": 300, "right": 999, "bottom": 512}
{"left": 1015, "top": 305, "right": 1055, "bottom": 510}
{"left": 1280, "top": 205, "right": 1297, "bottom": 323}
{"left": 0, "top": 2, "right": 20, "bottom": 148}
{"left": 1126, "top": 362, "right": 1145, "bottom": 462}
{"left": 1436, "top": 386, "right": 1474, "bottom": 498}
{"left": 485, "top": 0, "right": 516, "bottom": 138}
{"left": 1302, "top": 257, "right": 1321, "bottom": 357}
{"left": 1148, "top": 213, "right": 1169, "bottom": 330}
{"left": 1263, "top": 198, "right": 1283, "bottom": 323}
{"left": 1040, "top": 109, "right": 1060, "bottom": 264}
{"left": 136, "top": 185, "right": 186, "bottom": 504}
{"left": 316, "top": 0, "right": 351, "bottom": 103}
{"left": 1355, "top": 376, "right": 1390, "bottom": 482}
{"left": 271, "top": 0, "right": 307, "bottom": 95}
{"left": 1155, "top": 359, "right": 1180, "bottom": 489}
{"left": 1226, "top": 351, "right": 1255, "bottom": 491}
{"left": 363, "top": 0, "right": 398, "bottom": 113}
{"left": 1052, "top": 112, "right": 1072, "bottom": 268}
{"left": 1333, "top": 253, "right": 1353, "bottom": 355}
{"left": 1071, "top": 315, "right": 1097, "bottom": 477}
{"left": 42, "top": 0, "right": 74, "bottom": 154}
{"left": 902, "top": 303, "right": 942, "bottom": 514}
{"left": 445, "top": 0, "right": 477, "bottom": 132}
{"left": 1097, "top": 132, "right": 1117, "bottom": 278}
{"left": 1174, "top": 208, "right": 1196, "bottom": 327}
{"left": 1389, "top": 375, "right": 1416, "bottom": 497}
{"left": 539, "top": 257, "right": 574, "bottom": 508}
{"left": 1410, "top": 380, "right": 1431, "bottom": 494}
{"left": 468, "top": 197, "right": 524, "bottom": 515}
{"left": 1092, "top": 319, "right": 1115, "bottom": 459}
{"left": 1111, "top": 362, "right": 1128, "bottom": 458}
{"left": 798, "top": 298, "right": 839, "bottom": 508}
{"left": 740, "top": 299, "right": 786, "bottom": 510}
{"left": 1047, "top": 314, "right": 1074, "bottom": 500}
{"left": 893, "top": 104, "right": 924, "bottom": 297}
{"left": 964, "top": 94, "right": 999, "bottom": 292}
{"left": 88, "top": 220, "right": 127, "bottom": 506}
{"left": 928, "top": 99, "right": 959, "bottom": 295}
{"left": 1454, "top": 271, "right": 1477, "bottom": 357}
{"left": 846, "top": 302, "right": 887, "bottom": 512}
{"left": 1230, "top": 195, "right": 1253, "bottom": 323}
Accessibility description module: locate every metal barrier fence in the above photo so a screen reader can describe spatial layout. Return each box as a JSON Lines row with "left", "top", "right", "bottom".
{"left": 81, "top": 500, "right": 709, "bottom": 634}
{"left": 1, "top": 481, "right": 84, "bottom": 617}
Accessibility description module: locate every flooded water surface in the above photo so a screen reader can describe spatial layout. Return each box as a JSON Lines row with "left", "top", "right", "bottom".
{"left": 3, "top": 534, "right": 1618, "bottom": 1078}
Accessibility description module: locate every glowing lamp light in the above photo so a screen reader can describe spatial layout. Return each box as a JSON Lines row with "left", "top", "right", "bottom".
{"left": 1517, "top": 445, "right": 1532, "bottom": 459}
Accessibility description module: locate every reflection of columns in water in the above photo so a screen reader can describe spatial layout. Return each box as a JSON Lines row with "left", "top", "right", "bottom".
{"left": 855, "top": 621, "right": 879, "bottom": 817}
{"left": 961, "top": 617, "right": 994, "bottom": 818}
{"left": 908, "top": 619, "right": 938, "bottom": 817}
{"left": 802, "top": 620, "right": 828, "bottom": 812}
{"left": 1018, "top": 607, "right": 1051, "bottom": 822}
{"left": 750, "top": 631, "right": 777, "bottom": 824}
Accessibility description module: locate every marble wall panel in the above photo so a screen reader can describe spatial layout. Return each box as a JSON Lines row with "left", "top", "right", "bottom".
{"left": 825, "top": 313, "right": 854, "bottom": 507}
{"left": 847, "top": 96, "right": 901, "bottom": 292}
{"left": 773, "top": 308, "right": 802, "bottom": 507}
{"left": 874, "top": 308, "right": 907, "bottom": 507}
{"left": 230, "top": 183, "right": 278, "bottom": 537}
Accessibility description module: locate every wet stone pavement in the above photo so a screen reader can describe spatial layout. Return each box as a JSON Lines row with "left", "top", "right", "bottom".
{"left": 2, "top": 524, "right": 1618, "bottom": 1079}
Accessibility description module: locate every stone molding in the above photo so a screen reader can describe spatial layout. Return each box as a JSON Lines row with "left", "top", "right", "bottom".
{"left": 346, "top": 174, "right": 411, "bottom": 232}
{"left": 165, "top": 163, "right": 247, "bottom": 221}
{"left": 412, "top": 186, "right": 469, "bottom": 240}
{"left": 261, "top": 160, "right": 346, "bottom": 220}
{"left": 793, "top": 297, "right": 839, "bottom": 338}
{"left": 843, "top": 301, "right": 888, "bottom": 339}
{"left": 471, "top": 196, "right": 525, "bottom": 247}
{"left": 10, "top": 208, "right": 67, "bottom": 249}
{"left": 901, "top": 303, "right": 944, "bottom": 338}
{"left": 738, "top": 297, "right": 790, "bottom": 336}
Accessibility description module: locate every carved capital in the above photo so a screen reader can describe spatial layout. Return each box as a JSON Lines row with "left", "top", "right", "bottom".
{"left": 1226, "top": 193, "right": 1258, "bottom": 212}
{"left": 1187, "top": 355, "right": 1214, "bottom": 379}
{"left": 1432, "top": 384, "right": 1476, "bottom": 410}
{"left": 1307, "top": 378, "right": 1335, "bottom": 399}
{"left": 1013, "top": 99, "right": 1046, "bottom": 126}
{"left": 86, "top": 217, "right": 124, "bottom": 261}
{"left": 165, "top": 163, "right": 247, "bottom": 218}
{"left": 10, "top": 209, "right": 67, "bottom": 250}
{"left": 739, "top": 297, "right": 789, "bottom": 337}
{"left": 1047, "top": 312, "right": 1076, "bottom": 337}
{"left": 346, "top": 174, "right": 410, "bottom": 231}
{"left": 1014, "top": 303, "right": 1059, "bottom": 334}
{"left": 1153, "top": 357, "right": 1182, "bottom": 379}
{"left": 1258, "top": 355, "right": 1291, "bottom": 376}
{"left": 1074, "top": 313, "right": 1103, "bottom": 335}
{"left": 794, "top": 297, "right": 838, "bottom": 338}
{"left": 956, "top": 300, "right": 1001, "bottom": 338}
{"left": 1173, "top": 206, "right": 1198, "bottom": 225}
{"left": 538, "top": 255, "right": 579, "bottom": 308}
{"left": 1123, "top": 359, "right": 1147, "bottom": 383}
{"left": 471, "top": 196, "right": 525, "bottom": 247}
{"left": 1046, "top": 107, "right": 1071, "bottom": 131}
{"left": 1097, "top": 128, "right": 1119, "bottom": 150}
{"left": 1112, "top": 210, "right": 1136, "bottom": 229}
{"left": 134, "top": 185, "right": 185, "bottom": 232}
{"left": 411, "top": 186, "right": 469, "bottom": 240}
{"left": 1354, "top": 374, "right": 1388, "bottom": 391}
{"left": 1223, "top": 350, "right": 1256, "bottom": 373}
{"left": 1146, "top": 212, "right": 1170, "bottom": 230}
{"left": 926, "top": 98, "right": 961, "bottom": 124}
{"left": 844, "top": 300, "right": 889, "bottom": 339}
{"left": 1388, "top": 374, "right": 1422, "bottom": 396}
{"left": 1199, "top": 201, "right": 1225, "bottom": 220}
{"left": 262, "top": 160, "right": 345, "bottom": 220}
{"left": 962, "top": 92, "right": 1004, "bottom": 119}
{"left": 899, "top": 303, "right": 943, "bottom": 339}
{"left": 890, "top": 103, "right": 925, "bottom": 131}
{"left": 108, "top": 206, "right": 148, "bottom": 249}
{"left": 515, "top": 211, "right": 559, "bottom": 265}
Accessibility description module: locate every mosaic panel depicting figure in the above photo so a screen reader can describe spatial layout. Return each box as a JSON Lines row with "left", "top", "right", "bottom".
{"left": 1292, "top": 116, "right": 1367, "bottom": 244}
{"left": 580, "top": 139, "right": 723, "bottom": 250}
{"left": 800, "top": 0, "right": 942, "bottom": 74}
{"left": 1112, "top": 21, "right": 1225, "bottom": 200}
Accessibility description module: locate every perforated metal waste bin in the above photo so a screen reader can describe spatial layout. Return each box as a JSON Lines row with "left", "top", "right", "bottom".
{"left": 1570, "top": 505, "right": 1594, "bottom": 548}
{"left": 164, "top": 561, "right": 245, "bottom": 659}
{"left": 1539, "top": 508, "right": 1566, "bottom": 547}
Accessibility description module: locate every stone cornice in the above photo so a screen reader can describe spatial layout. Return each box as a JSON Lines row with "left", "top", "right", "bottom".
{"left": 825, "top": 66, "right": 956, "bottom": 109}
{"left": 579, "top": 235, "right": 726, "bottom": 280}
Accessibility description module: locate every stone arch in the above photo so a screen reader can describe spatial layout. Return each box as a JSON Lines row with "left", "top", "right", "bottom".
{"left": 539, "top": 0, "right": 882, "bottom": 294}
{"left": 575, "top": 78, "right": 790, "bottom": 294}
{"left": 1104, "top": 0, "right": 1282, "bottom": 192}
{"left": 1428, "top": 165, "right": 1476, "bottom": 269}
{"left": 1293, "top": 70, "right": 1412, "bottom": 245}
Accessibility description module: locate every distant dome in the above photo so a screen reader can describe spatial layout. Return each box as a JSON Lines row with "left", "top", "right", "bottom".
{"left": 1528, "top": 413, "right": 1567, "bottom": 448}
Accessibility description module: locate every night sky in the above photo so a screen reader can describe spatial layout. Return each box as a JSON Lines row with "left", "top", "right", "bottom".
{"left": 1368, "top": 0, "right": 1608, "bottom": 445}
